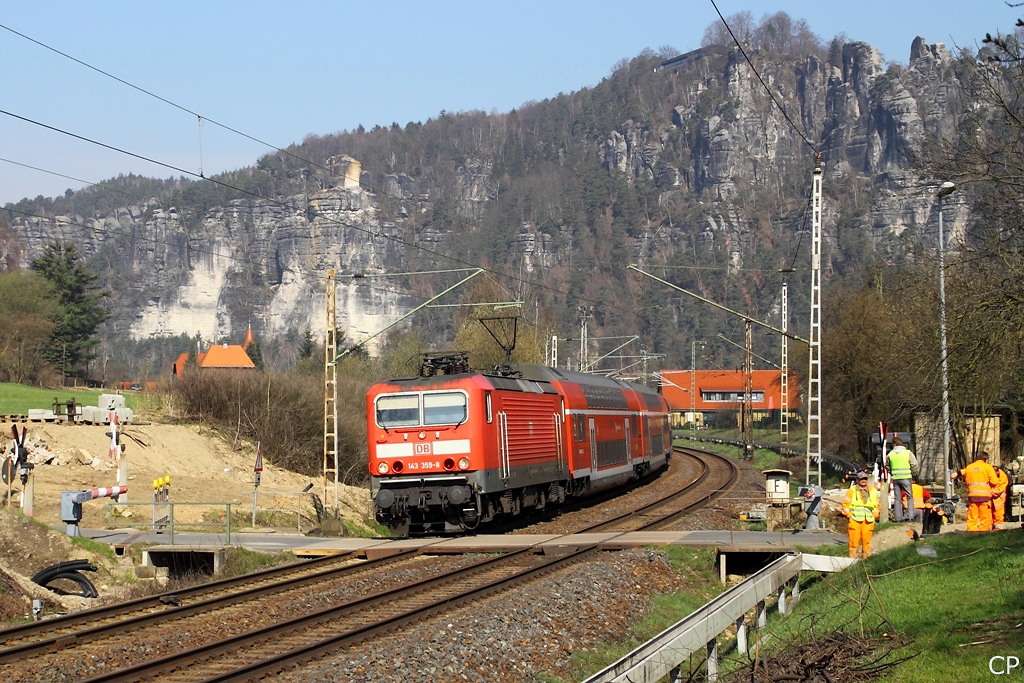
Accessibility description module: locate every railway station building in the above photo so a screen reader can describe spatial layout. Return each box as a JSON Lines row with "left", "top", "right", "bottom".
{"left": 657, "top": 369, "right": 800, "bottom": 429}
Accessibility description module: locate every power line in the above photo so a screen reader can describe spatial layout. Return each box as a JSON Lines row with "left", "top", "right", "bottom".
{"left": 707, "top": 0, "right": 819, "bottom": 154}
{"left": 0, "top": 21, "right": 312, "bottom": 178}
{"left": 0, "top": 156, "right": 169, "bottom": 207}
{"left": 0, "top": 107, "right": 643, "bottom": 322}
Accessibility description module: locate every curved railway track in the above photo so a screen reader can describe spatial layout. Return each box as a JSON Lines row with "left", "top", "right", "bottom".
{"left": 0, "top": 446, "right": 743, "bottom": 683}
{"left": 578, "top": 446, "right": 740, "bottom": 533}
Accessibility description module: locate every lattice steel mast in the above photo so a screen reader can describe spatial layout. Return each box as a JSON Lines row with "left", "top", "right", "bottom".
{"left": 806, "top": 156, "right": 823, "bottom": 486}
{"left": 323, "top": 268, "right": 339, "bottom": 513}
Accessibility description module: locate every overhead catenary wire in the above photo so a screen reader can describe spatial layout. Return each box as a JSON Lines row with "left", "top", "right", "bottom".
{"left": 1, "top": 19, "right": 806, "bottom": 347}
{"left": 0, "top": 20, "right": 711, "bottom": 346}
{"left": 707, "top": 0, "right": 819, "bottom": 155}
{"left": 0, "top": 108, "right": 644, "bottom": 326}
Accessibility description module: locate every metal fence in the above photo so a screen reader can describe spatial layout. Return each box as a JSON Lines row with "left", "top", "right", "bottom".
{"left": 105, "top": 501, "right": 240, "bottom": 544}
{"left": 582, "top": 553, "right": 854, "bottom": 683}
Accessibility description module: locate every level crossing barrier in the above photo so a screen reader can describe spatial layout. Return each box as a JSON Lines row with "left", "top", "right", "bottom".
{"left": 582, "top": 552, "right": 853, "bottom": 683}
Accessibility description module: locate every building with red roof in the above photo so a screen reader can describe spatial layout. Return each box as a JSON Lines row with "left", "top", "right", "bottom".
{"left": 658, "top": 369, "right": 801, "bottom": 428}
{"left": 172, "top": 327, "right": 257, "bottom": 377}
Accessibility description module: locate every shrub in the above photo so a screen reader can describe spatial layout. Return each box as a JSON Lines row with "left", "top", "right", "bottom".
{"left": 172, "top": 369, "right": 370, "bottom": 482}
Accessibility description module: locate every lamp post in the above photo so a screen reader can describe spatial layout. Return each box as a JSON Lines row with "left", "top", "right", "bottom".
{"left": 937, "top": 181, "right": 955, "bottom": 499}
{"left": 690, "top": 340, "right": 705, "bottom": 440}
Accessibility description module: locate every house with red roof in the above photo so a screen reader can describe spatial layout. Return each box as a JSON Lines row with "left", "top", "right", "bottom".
{"left": 172, "top": 326, "right": 257, "bottom": 377}
{"left": 658, "top": 369, "right": 801, "bottom": 428}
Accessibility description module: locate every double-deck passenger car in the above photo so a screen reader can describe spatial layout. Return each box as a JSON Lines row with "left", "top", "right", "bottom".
{"left": 367, "top": 362, "right": 671, "bottom": 535}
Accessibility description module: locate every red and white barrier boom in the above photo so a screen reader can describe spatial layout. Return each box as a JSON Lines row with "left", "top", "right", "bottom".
{"left": 61, "top": 486, "right": 128, "bottom": 537}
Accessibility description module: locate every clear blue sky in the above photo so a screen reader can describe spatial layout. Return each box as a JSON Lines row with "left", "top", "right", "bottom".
{"left": 0, "top": 1, "right": 1018, "bottom": 205}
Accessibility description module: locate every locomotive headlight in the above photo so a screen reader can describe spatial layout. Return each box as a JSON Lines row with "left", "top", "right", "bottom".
{"left": 458, "top": 457, "right": 470, "bottom": 470}
{"left": 377, "top": 461, "right": 389, "bottom": 474}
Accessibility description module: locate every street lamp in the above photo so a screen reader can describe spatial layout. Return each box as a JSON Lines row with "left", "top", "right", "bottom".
{"left": 937, "top": 181, "right": 955, "bottom": 499}
{"left": 690, "top": 340, "right": 706, "bottom": 440}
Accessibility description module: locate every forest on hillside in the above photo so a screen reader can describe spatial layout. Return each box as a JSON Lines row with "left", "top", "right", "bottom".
{"left": 4, "top": 11, "right": 1024, "bottom": 466}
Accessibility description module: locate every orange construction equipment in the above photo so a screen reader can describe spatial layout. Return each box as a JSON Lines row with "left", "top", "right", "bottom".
{"left": 843, "top": 474, "right": 880, "bottom": 558}
{"left": 960, "top": 455, "right": 999, "bottom": 532}
{"left": 992, "top": 467, "right": 1009, "bottom": 531}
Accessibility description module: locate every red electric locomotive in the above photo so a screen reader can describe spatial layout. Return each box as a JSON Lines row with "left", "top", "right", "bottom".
{"left": 366, "top": 357, "right": 672, "bottom": 535}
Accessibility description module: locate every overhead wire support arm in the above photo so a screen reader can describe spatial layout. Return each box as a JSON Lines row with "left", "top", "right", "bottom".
{"left": 333, "top": 269, "right": 484, "bottom": 363}
{"left": 627, "top": 265, "right": 809, "bottom": 345}
{"left": 717, "top": 333, "right": 780, "bottom": 369}
{"left": 584, "top": 336, "right": 639, "bottom": 372}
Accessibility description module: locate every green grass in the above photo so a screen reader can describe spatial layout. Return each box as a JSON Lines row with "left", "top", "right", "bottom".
{"left": 756, "top": 530, "right": 1024, "bottom": 682}
{"left": 70, "top": 535, "right": 117, "bottom": 562}
{"left": 217, "top": 547, "right": 298, "bottom": 576}
{"left": 0, "top": 382, "right": 147, "bottom": 415}
{"left": 341, "top": 517, "right": 391, "bottom": 538}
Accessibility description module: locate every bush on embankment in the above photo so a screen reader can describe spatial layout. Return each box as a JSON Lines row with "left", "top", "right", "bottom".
{"left": 172, "top": 369, "right": 370, "bottom": 482}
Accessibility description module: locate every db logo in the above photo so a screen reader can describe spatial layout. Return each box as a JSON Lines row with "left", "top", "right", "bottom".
{"left": 990, "top": 656, "right": 1021, "bottom": 675}
{"left": 414, "top": 443, "right": 432, "bottom": 455}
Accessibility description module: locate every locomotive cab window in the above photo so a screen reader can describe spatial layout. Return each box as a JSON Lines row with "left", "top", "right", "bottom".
{"left": 376, "top": 394, "right": 420, "bottom": 428}
{"left": 423, "top": 392, "right": 468, "bottom": 426}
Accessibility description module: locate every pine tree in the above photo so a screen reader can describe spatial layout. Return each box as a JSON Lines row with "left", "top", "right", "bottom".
{"left": 298, "top": 327, "right": 315, "bottom": 359}
{"left": 30, "top": 240, "right": 109, "bottom": 376}
{"left": 245, "top": 339, "right": 265, "bottom": 371}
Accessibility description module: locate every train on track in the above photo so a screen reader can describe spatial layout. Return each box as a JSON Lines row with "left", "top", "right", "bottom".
{"left": 366, "top": 354, "right": 673, "bottom": 535}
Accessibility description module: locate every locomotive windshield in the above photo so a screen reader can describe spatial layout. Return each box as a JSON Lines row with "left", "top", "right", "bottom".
{"left": 376, "top": 395, "right": 419, "bottom": 428}
{"left": 423, "top": 392, "right": 467, "bottom": 426}
{"left": 375, "top": 391, "right": 468, "bottom": 428}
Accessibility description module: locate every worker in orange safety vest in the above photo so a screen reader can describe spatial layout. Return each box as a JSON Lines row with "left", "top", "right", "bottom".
{"left": 843, "top": 470, "right": 879, "bottom": 558}
{"left": 900, "top": 483, "right": 932, "bottom": 523}
{"left": 955, "top": 451, "right": 999, "bottom": 532}
{"left": 992, "top": 465, "right": 1009, "bottom": 531}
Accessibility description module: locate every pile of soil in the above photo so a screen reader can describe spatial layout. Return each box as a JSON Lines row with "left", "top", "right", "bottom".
{"left": 0, "top": 417, "right": 370, "bottom": 621}
{"left": 1, "top": 420, "right": 369, "bottom": 528}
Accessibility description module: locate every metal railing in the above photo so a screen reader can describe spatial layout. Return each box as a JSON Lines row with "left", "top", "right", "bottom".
{"left": 583, "top": 554, "right": 805, "bottom": 683}
{"left": 105, "top": 501, "right": 240, "bottom": 544}
{"left": 252, "top": 489, "right": 315, "bottom": 532}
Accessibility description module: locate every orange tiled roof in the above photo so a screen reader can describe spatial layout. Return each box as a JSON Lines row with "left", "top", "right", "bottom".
{"left": 658, "top": 369, "right": 800, "bottom": 411}
{"left": 200, "top": 344, "right": 255, "bottom": 369}
{"left": 243, "top": 325, "right": 255, "bottom": 349}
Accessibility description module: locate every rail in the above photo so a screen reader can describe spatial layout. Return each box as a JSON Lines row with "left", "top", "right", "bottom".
{"left": 105, "top": 501, "right": 240, "bottom": 544}
{"left": 583, "top": 553, "right": 853, "bottom": 683}
{"left": 676, "top": 432, "right": 861, "bottom": 473}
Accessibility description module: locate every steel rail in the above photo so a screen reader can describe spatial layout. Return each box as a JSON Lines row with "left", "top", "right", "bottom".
{"left": 78, "top": 545, "right": 599, "bottom": 683}
{"left": 578, "top": 447, "right": 741, "bottom": 534}
{"left": 0, "top": 549, "right": 359, "bottom": 648}
{"left": 0, "top": 548, "right": 422, "bottom": 663}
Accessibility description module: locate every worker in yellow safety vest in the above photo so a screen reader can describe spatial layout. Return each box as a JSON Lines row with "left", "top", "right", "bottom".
{"left": 843, "top": 470, "right": 880, "bottom": 558}
{"left": 992, "top": 465, "right": 1009, "bottom": 531}
{"left": 886, "top": 435, "right": 918, "bottom": 522}
{"left": 955, "top": 451, "right": 999, "bottom": 532}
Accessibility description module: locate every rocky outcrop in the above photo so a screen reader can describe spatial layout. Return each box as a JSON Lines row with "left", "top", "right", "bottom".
{"left": 5, "top": 36, "right": 971, "bottom": 349}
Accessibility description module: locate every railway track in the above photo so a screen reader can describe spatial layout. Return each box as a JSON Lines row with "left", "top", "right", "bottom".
{"left": 0, "top": 549, "right": 468, "bottom": 674}
{"left": 578, "top": 446, "right": 741, "bottom": 533}
{"left": 0, "top": 446, "right": 743, "bottom": 682}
